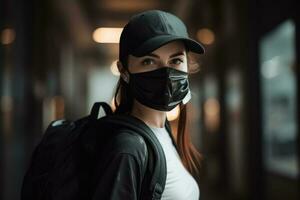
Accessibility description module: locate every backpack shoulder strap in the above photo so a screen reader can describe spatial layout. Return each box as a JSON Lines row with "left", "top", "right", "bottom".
{"left": 102, "top": 114, "right": 166, "bottom": 200}
{"left": 90, "top": 102, "right": 113, "bottom": 121}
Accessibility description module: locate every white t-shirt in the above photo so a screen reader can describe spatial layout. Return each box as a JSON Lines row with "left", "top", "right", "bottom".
{"left": 149, "top": 125, "right": 200, "bottom": 200}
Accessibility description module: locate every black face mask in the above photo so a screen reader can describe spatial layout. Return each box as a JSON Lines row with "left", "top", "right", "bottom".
{"left": 128, "top": 67, "right": 191, "bottom": 111}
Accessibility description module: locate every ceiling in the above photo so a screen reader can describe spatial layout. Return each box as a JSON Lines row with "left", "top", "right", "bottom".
{"left": 80, "top": 0, "right": 175, "bottom": 27}
{"left": 52, "top": 0, "right": 201, "bottom": 64}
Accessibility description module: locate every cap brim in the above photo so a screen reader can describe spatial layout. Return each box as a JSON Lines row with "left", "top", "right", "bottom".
{"left": 131, "top": 35, "right": 205, "bottom": 57}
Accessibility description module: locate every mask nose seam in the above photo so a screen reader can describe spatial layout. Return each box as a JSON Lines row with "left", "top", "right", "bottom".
{"left": 167, "top": 75, "right": 174, "bottom": 96}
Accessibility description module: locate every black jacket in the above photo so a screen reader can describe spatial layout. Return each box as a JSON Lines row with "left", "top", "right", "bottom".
{"left": 91, "top": 131, "right": 148, "bottom": 199}
{"left": 87, "top": 115, "right": 177, "bottom": 200}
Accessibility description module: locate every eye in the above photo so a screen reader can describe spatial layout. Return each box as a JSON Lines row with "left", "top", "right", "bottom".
{"left": 170, "top": 58, "right": 183, "bottom": 65}
{"left": 141, "top": 58, "right": 155, "bottom": 65}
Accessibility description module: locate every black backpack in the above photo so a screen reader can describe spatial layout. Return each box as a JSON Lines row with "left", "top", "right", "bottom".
{"left": 21, "top": 102, "right": 167, "bottom": 200}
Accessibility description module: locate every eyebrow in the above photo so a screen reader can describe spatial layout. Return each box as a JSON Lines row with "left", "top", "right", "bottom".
{"left": 146, "top": 51, "right": 185, "bottom": 58}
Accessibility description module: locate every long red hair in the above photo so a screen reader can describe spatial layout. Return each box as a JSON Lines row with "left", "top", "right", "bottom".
{"left": 177, "top": 103, "right": 203, "bottom": 181}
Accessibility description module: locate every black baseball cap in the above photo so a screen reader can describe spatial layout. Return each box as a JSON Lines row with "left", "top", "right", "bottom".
{"left": 119, "top": 10, "right": 205, "bottom": 66}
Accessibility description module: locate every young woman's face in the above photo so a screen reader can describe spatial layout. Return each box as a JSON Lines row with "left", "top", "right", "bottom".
{"left": 127, "top": 40, "right": 188, "bottom": 73}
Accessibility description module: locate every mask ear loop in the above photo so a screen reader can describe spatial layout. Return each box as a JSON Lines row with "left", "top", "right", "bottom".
{"left": 182, "top": 89, "right": 191, "bottom": 105}
{"left": 121, "top": 64, "right": 132, "bottom": 84}
{"left": 182, "top": 72, "right": 191, "bottom": 105}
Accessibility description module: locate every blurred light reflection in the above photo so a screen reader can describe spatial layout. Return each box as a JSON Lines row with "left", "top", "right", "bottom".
{"left": 204, "top": 98, "right": 220, "bottom": 132}
{"left": 1, "top": 28, "right": 16, "bottom": 45}
{"left": 197, "top": 28, "right": 215, "bottom": 45}
{"left": 93, "top": 27, "right": 123, "bottom": 43}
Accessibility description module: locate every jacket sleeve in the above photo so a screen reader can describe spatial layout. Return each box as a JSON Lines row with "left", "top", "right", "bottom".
{"left": 91, "top": 133, "right": 148, "bottom": 200}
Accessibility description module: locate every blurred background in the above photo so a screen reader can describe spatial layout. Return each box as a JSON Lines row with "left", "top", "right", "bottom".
{"left": 0, "top": 0, "right": 299, "bottom": 199}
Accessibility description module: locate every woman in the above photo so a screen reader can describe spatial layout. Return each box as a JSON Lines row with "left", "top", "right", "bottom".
{"left": 92, "top": 10, "right": 205, "bottom": 200}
